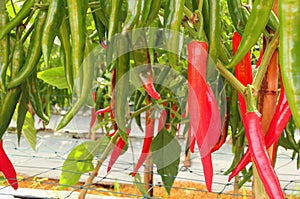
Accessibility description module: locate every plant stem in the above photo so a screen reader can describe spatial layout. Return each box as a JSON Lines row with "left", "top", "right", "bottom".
{"left": 183, "top": 6, "right": 193, "bottom": 20}
{"left": 216, "top": 61, "right": 245, "bottom": 95}
{"left": 78, "top": 133, "right": 119, "bottom": 199}
{"left": 0, "top": 0, "right": 4, "bottom": 11}
{"left": 252, "top": 29, "right": 280, "bottom": 91}
{"left": 129, "top": 98, "right": 177, "bottom": 119}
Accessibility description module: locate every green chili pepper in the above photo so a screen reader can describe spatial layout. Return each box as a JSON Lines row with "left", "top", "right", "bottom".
{"left": 27, "top": 71, "right": 49, "bottom": 124}
{"left": 226, "top": 0, "right": 248, "bottom": 35}
{"left": 226, "top": 0, "right": 274, "bottom": 69}
{"left": 137, "top": 0, "right": 151, "bottom": 28}
{"left": 134, "top": 90, "right": 145, "bottom": 132}
{"left": 58, "top": 18, "right": 73, "bottom": 91}
{"left": 114, "top": 35, "right": 130, "bottom": 140}
{"left": 7, "top": 9, "right": 47, "bottom": 89}
{"left": 0, "top": 0, "right": 35, "bottom": 40}
{"left": 108, "top": 0, "right": 122, "bottom": 39}
{"left": 267, "top": 10, "right": 279, "bottom": 32}
{"left": 0, "top": 40, "right": 24, "bottom": 138}
{"left": 123, "top": 0, "right": 141, "bottom": 31}
{"left": 92, "top": 9, "right": 106, "bottom": 43}
{"left": 165, "top": 0, "right": 185, "bottom": 68}
{"left": 208, "top": 0, "right": 221, "bottom": 62}
{"left": 67, "top": 0, "right": 88, "bottom": 93}
{"left": 279, "top": 0, "right": 300, "bottom": 129}
{"left": 93, "top": 4, "right": 109, "bottom": 28}
{"left": 42, "top": 0, "right": 65, "bottom": 67}
{"left": 0, "top": 6, "right": 9, "bottom": 91}
{"left": 56, "top": 37, "right": 94, "bottom": 130}
{"left": 145, "top": 0, "right": 161, "bottom": 26}
{"left": 131, "top": 31, "right": 160, "bottom": 100}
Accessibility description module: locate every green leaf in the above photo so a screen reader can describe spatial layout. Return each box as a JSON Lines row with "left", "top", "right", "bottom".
{"left": 82, "top": 136, "right": 110, "bottom": 156}
{"left": 59, "top": 136, "right": 110, "bottom": 189}
{"left": 22, "top": 112, "right": 37, "bottom": 151}
{"left": 59, "top": 143, "right": 94, "bottom": 190}
{"left": 151, "top": 128, "right": 181, "bottom": 194}
{"left": 37, "top": 67, "right": 69, "bottom": 89}
{"left": 133, "top": 173, "right": 148, "bottom": 196}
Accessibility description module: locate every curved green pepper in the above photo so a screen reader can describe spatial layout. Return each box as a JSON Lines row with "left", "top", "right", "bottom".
{"left": 165, "top": 0, "right": 185, "bottom": 68}
{"left": 279, "top": 0, "right": 300, "bottom": 129}
{"left": 208, "top": 0, "right": 221, "bottom": 62}
{"left": 0, "top": 40, "right": 24, "bottom": 138}
{"left": 0, "top": 0, "right": 35, "bottom": 40}
{"left": 145, "top": 0, "right": 161, "bottom": 26}
{"left": 123, "top": 0, "right": 141, "bottom": 31}
{"left": 226, "top": 0, "right": 248, "bottom": 35}
{"left": 67, "top": 0, "right": 88, "bottom": 94}
{"left": 58, "top": 17, "right": 73, "bottom": 91}
{"left": 56, "top": 37, "right": 94, "bottom": 130}
{"left": 42, "top": 0, "right": 65, "bottom": 67}
{"left": 27, "top": 71, "right": 50, "bottom": 124}
{"left": 114, "top": 35, "right": 130, "bottom": 140}
{"left": 7, "top": 9, "right": 47, "bottom": 89}
{"left": 226, "top": 0, "right": 274, "bottom": 69}
{"left": 0, "top": 6, "right": 9, "bottom": 91}
{"left": 108, "top": 0, "right": 122, "bottom": 39}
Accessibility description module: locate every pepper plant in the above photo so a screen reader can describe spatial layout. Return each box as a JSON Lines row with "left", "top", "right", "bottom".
{"left": 0, "top": 0, "right": 299, "bottom": 198}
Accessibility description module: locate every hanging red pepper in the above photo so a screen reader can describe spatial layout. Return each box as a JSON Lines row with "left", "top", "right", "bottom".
{"left": 0, "top": 140, "right": 18, "bottom": 190}
{"left": 187, "top": 41, "right": 221, "bottom": 192}
{"left": 210, "top": 113, "right": 229, "bottom": 153}
{"left": 188, "top": 41, "right": 209, "bottom": 152}
{"left": 95, "top": 69, "right": 118, "bottom": 136}
{"left": 107, "top": 128, "right": 131, "bottom": 172}
{"left": 132, "top": 32, "right": 160, "bottom": 100}
{"left": 242, "top": 86, "right": 284, "bottom": 199}
{"left": 132, "top": 96, "right": 155, "bottom": 177}
{"left": 229, "top": 77, "right": 291, "bottom": 180}
{"left": 232, "top": 32, "right": 253, "bottom": 120}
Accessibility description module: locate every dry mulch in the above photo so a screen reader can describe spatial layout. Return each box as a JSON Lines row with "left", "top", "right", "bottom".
{"left": 1, "top": 175, "right": 298, "bottom": 198}
{"left": 3, "top": 175, "right": 254, "bottom": 198}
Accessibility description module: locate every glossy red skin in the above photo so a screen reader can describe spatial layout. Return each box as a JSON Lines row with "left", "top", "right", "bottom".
{"left": 243, "top": 112, "right": 284, "bottom": 199}
{"left": 107, "top": 128, "right": 131, "bottom": 172}
{"left": 233, "top": 32, "right": 253, "bottom": 121}
{"left": 0, "top": 140, "right": 18, "bottom": 190}
{"left": 132, "top": 111, "right": 155, "bottom": 177}
{"left": 229, "top": 80, "right": 291, "bottom": 181}
{"left": 187, "top": 41, "right": 221, "bottom": 192}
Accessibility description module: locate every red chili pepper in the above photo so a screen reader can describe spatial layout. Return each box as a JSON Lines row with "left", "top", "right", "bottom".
{"left": 142, "top": 75, "right": 160, "bottom": 100}
{"left": 242, "top": 87, "right": 284, "bottom": 199}
{"left": 95, "top": 105, "right": 112, "bottom": 115}
{"left": 187, "top": 41, "right": 221, "bottom": 192}
{"left": 210, "top": 113, "right": 229, "bottom": 153}
{"left": 229, "top": 78, "right": 291, "bottom": 180}
{"left": 0, "top": 140, "right": 18, "bottom": 190}
{"left": 107, "top": 128, "right": 131, "bottom": 172}
{"left": 188, "top": 41, "right": 209, "bottom": 151}
{"left": 132, "top": 33, "right": 160, "bottom": 100}
{"left": 132, "top": 97, "right": 155, "bottom": 177}
{"left": 233, "top": 32, "right": 253, "bottom": 120}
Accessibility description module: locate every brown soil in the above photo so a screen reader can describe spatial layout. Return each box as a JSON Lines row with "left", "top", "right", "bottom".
{"left": 2, "top": 175, "right": 253, "bottom": 198}
{"left": 1, "top": 175, "right": 297, "bottom": 198}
